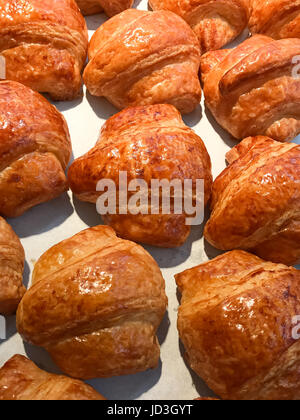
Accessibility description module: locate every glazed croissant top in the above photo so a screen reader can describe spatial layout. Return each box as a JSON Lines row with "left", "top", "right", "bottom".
{"left": 76, "top": 0, "right": 133, "bottom": 16}
{"left": 0, "top": 81, "right": 72, "bottom": 217}
{"left": 204, "top": 136, "right": 300, "bottom": 266}
{"left": 68, "top": 104, "right": 213, "bottom": 248}
{"left": 0, "top": 217, "right": 25, "bottom": 315}
{"left": 0, "top": 355, "right": 106, "bottom": 400}
{"left": 201, "top": 34, "right": 300, "bottom": 142}
{"left": 176, "top": 250, "right": 300, "bottom": 400}
{"left": 83, "top": 9, "right": 202, "bottom": 114}
{"left": 0, "top": 0, "right": 88, "bottom": 100}
{"left": 149, "top": 0, "right": 249, "bottom": 53}
{"left": 249, "top": 0, "right": 300, "bottom": 39}
{"left": 17, "top": 225, "right": 167, "bottom": 379}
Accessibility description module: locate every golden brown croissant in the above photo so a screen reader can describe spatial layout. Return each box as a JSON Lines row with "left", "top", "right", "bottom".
{"left": 249, "top": 0, "right": 300, "bottom": 39}
{"left": 17, "top": 225, "right": 167, "bottom": 379}
{"left": 176, "top": 250, "right": 300, "bottom": 400}
{"left": 149, "top": 0, "right": 249, "bottom": 54}
{"left": 0, "top": 0, "right": 88, "bottom": 101}
{"left": 204, "top": 136, "right": 300, "bottom": 266}
{"left": 76, "top": 0, "right": 133, "bottom": 16}
{"left": 0, "top": 217, "right": 25, "bottom": 315}
{"left": 201, "top": 35, "right": 300, "bottom": 142}
{"left": 0, "top": 81, "right": 72, "bottom": 218}
{"left": 83, "top": 9, "right": 202, "bottom": 114}
{"left": 68, "top": 104, "right": 213, "bottom": 248}
{"left": 0, "top": 355, "right": 106, "bottom": 400}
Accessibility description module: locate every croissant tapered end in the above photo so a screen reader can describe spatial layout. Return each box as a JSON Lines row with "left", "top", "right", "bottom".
{"left": 201, "top": 35, "right": 300, "bottom": 142}
{"left": 0, "top": 217, "right": 25, "bottom": 315}
{"left": 176, "top": 250, "right": 300, "bottom": 400}
{"left": 76, "top": 0, "right": 134, "bottom": 16}
{"left": 249, "top": 0, "right": 300, "bottom": 39}
{"left": 204, "top": 136, "right": 300, "bottom": 266}
{"left": 0, "top": 355, "right": 106, "bottom": 400}
{"left": 0, "top": 81, "right": 71, "bottom": 218}
{"left": 149, "top": 0, "right": 249, "bottom": 53}
{"left": 17, "top": 225, "right": 167, "bottom": 379}
{"left": 83, "top": 10, "right": 201, "bottom": 114}
{"left": 0, "top": 0, "right": 88, "bottom": 101}
{"left": 68, "top": 104, "right": 213, "bottom": 248}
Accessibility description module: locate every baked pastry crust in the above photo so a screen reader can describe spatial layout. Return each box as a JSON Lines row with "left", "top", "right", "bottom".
{"left": 201, "top": 35, "right": 300, "bottom": 142}
{"left": 176, "top": 250, "right": 300, "bottom": 400}
{"left": 17, "top": 225, "right": 167, "bottom": 379}
{"left": 0, "top": 355, "right": 105, "bottom": 400}
{"left": 68, "top": 104, "right": 213, "bottom": 248}
{"left": 0, "top": 81, "right": 72, "bottom": 218}
{"left": 83, "top": 9, "right": 201, "bottom": 114}
{"left": 149, "top": 0, "right": 249, "bottom": 53}
{"left": 0, "top": 217, "right": 25, "bottom": 315}
{"left": 204, "top": 136, "right": 300, "bottom": 266}
{"left": 249, "top": 0, "right": 300, "bottom": 39}
{"left": 0, "top": 0, "right": 88, "bottom": 100}
{"left": 76, "top": 0, "right": 133, "bottom": 16}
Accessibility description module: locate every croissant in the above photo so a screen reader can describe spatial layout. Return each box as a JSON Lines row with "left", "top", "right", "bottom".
{"left": 204, "top": 136, "right": 300, "bottom": 266}
{"left": 201, "top": 35, "right": 300, "bottom": 142}
{"left": 17, "top": 225, "right": 167, "bottom": 379}
{"left": 249, "top": 0, "right": 300, "bottom": 39}
{"left": 83, "top": 9, "right": 202, "bottom": 114}
{"left": 0, "top": 81, "right": 72, "bottom": 218}
{"left": 68, "top": 104, "right": 213, "bottom": 248}
{"left": 0, "top": 355, "right": 106, "bottom": 400}
{"left": 149, "top": 0, "right": 249, "bottom": 54}
{"left": 176, "top": 250, "right": 300, "bottom": 400}
{"left": 76, "top": 0, "right": 133, "bottom": 16}
{"left": 0, "top": 0, "right": 88, "bottom": 101}
{"left": 0, "top": 217, "right": 25, "bottom": 315}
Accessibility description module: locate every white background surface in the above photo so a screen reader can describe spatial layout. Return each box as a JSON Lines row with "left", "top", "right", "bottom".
{"left": 0, "top": 0, "right": 299, "bottom": 400}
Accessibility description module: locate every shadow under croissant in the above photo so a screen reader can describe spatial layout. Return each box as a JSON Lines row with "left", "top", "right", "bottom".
{"left": 145, "top": 207, "right": 213, "bottom": 269}
{"left": 294, "top": 134, "right": 300, "bottom": 145}
{"left": 0, "top": 265, "right": 30, "bottom": 344}
{"left": 72, "top": 196, "right": 104, "bottom": 228}
{"left": 204, "top": 239, "right": 225, "bottom": 261}
{"left": 7, "top": 193, "right": 74, "bottom": 239}
{"left": 178, "top": 340, "right": 219, "bottom": 400}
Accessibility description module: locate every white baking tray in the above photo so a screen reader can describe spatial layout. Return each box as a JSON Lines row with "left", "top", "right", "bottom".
{"left": 0, "top": 0, "right": 299, "bottom": 400}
